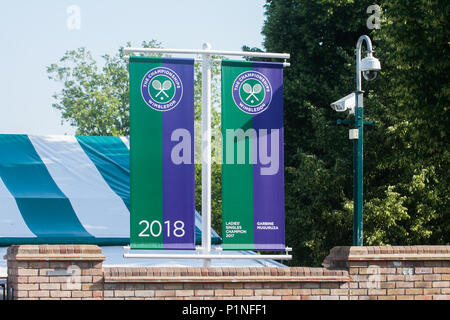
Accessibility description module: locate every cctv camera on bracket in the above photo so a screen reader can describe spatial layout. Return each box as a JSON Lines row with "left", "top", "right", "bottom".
{"left": 360, "top": 52, "right": 381, "bottom": 81}
{"left": 330, "top": 92, "right": 356, "bottom": 114}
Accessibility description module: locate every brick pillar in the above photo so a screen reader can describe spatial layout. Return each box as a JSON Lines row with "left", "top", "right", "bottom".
{"left": 4, "top": 245, "right": 105, "bottom": 300}
{"left": 323, "top": 246, "right": 450, "bottom": 300}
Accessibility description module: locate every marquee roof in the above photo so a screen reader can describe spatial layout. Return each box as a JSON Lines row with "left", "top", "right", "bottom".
{"left": 0, "top": 134, "right": 220, "bottom": 245}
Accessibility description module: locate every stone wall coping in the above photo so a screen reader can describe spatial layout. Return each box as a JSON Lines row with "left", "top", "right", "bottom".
{"left": 103, "top": 266, "right": 350, "bottom": 283}
{"left": 3, "top": 244, "right": 105, "bottom": 262}
{"left": 104, "top": 275, "right": 350, "bottom": 283}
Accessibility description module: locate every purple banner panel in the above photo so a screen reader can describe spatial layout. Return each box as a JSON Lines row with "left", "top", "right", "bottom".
{"left": 161, "top": 58, "right": 195, "bottom": 249}
{"left": 252, "top": 62, "right": 285, "bottom": 250}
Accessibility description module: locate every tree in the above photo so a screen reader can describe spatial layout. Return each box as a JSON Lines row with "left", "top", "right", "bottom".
{"left": 370, "top": 0, "right": 450, "bottom": 245}
{"left": 47, "top": 40, "right": 163, "bottom": 136}
{"left": 261, "top": 0, "right": 449, "bottom": 266}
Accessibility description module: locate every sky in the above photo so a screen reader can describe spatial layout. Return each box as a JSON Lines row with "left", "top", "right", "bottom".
{"left": 0, "top": 0, "right": 267, "bottom": 135}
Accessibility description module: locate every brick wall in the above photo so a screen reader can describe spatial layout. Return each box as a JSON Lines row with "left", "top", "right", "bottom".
{"left": 4, "top": 245, "right": 450, "bottom": 300}
{"left": 102, "top": 266, "right": 349, "bottom": 300}
{"left": 323, "top": 246, "right": 450, "bottom": 300}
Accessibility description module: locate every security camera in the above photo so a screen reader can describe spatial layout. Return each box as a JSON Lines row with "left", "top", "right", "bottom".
{"left": 360, "top": 53, "right": 381, "bottom": 81}
{"left": 330, "top": 92, "right": 356, "bottom": 114}
{"left": 362, "top": 70, "right": 378, "bottom": 81}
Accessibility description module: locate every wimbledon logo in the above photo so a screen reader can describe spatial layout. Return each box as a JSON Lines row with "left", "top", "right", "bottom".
{"left": 141, "top": 67, "right": 183, "bottom": 111}
{"left": 232, "top": 71, "right": 273, "bottom": 114}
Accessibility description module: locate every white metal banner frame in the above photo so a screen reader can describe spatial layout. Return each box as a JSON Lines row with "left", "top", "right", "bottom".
{"left": 124, "top": 44, "right": 291, "bottom": 265}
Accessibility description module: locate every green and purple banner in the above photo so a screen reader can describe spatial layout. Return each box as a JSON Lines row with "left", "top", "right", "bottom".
{"left": 129, "top": 57, "right": 195, "bottom": 250}
{"left": 221, "top": 60, "right": 285, "bottom": 251}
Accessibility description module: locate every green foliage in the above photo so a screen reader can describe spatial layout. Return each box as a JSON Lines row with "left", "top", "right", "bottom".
{"left": 262, "top": 0, "right": 449, "bottom": 266}
{"left": 47, "top": 40, "right": 162, "bottom": 136}
{"left": 364, "top": 186, "right": 409, "bottom": 245}
{"left": 373, "top": 0, "right": 450, "bottom": 243}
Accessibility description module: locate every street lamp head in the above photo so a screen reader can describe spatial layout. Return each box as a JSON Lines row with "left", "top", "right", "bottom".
{"left": 360, "top": 52, "right": 381, "bottom": 81}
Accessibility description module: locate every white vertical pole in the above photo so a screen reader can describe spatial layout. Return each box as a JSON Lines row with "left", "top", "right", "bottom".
{"left": 201, "top": 43, "right": 212, "bottom": 267}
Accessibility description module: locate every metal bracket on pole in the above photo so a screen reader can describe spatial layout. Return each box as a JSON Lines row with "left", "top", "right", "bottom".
{"left": 337, "top": 119, "right": 375, "bottom": 127}
{"left": 337, "top": 119, "right": 353, "bottom": 126}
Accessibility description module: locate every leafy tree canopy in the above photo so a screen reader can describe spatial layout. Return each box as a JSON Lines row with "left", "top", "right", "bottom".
{"left": 260, "top": 0, "right": 449, "bottom": 265}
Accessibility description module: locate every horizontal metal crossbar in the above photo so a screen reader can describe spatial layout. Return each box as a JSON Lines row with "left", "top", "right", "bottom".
{"left": 123, "top": 47, "right": 290, "bottom": 59}
{"left": 123, "top": 56, "right": 291, "bottom": 67}
{"left": 123, "top": 246, "right": 292, "bottom": 260}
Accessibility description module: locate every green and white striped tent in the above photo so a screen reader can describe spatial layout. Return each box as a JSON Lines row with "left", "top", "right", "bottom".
{"left": 0, "top": 134, "right": 221, "bottom": 245}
